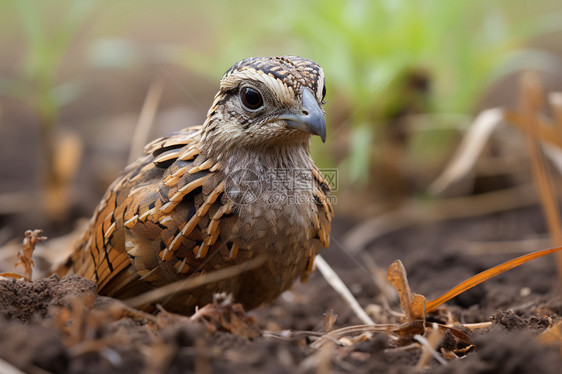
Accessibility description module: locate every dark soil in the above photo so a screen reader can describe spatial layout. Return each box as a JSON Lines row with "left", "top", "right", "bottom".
{"left": 0, "top": 206, "right": 561, "bottom": 373}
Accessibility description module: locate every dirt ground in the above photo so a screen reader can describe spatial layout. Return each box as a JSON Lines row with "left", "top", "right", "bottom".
{"left": 0, "top": 206, "right": 560, "bottom": 374}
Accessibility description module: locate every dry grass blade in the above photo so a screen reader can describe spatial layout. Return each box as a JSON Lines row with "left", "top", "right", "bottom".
{"left": 425, "top": 246, "right": 562, "bottom": 312}
{"left": 310, "top": 324, "right": 398, "bottom": 349}
{"left": 518, "top": 72, "right": 562, "bottom": 283}
{"left": 504, "top": 111, "right": 562, "bottom": 149}
{"left": 128, "top": 75, "right": 165, "bottom": 163}
{"left": 429, "top": 108, "right": 504, "bottom": 195}
{"left": 315, "top": 255, "right": 375, "bottom": 325}
{"left": 124, "top": 256, "right": 265, "bottom": 308}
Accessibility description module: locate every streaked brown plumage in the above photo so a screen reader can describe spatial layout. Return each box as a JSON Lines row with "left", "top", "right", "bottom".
{"left": 57, "top": 56, "right": 333, "bottom": 314}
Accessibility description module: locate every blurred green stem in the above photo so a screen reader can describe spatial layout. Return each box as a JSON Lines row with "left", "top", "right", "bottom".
{"left": 12, "top": 0, "right": 92, "bottom": 220}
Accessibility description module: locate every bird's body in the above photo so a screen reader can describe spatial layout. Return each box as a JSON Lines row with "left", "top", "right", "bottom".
{"left": 58, "top": 56, "right": 333, "bottom": 314}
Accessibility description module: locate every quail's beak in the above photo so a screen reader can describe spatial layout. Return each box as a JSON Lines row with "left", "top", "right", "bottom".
{"left": 279, "top": 88, "right": 326, "bottom": 143}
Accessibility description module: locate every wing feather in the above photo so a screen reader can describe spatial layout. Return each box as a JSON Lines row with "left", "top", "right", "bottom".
{"left": 57, "top": 126, "right": 230, "bottom": 299}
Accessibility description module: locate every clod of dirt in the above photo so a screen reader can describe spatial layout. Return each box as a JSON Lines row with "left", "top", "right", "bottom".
{"left": 0, "top": 274, "right": 96, "bottom": 322}
{"left": 491, "top": 309, "right": 551, "bottom": 330}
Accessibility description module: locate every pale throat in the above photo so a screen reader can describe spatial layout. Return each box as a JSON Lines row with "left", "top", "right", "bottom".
{"left": 219, "top": 139, "right": 318, "bottom": 219}
{"left": 220, "top": 144, "right": 318, "bottom": 250}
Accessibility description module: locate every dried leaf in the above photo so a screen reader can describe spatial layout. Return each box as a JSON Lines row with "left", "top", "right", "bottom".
{"left": 386, "top": 260, "right": 425, "bottom": 321}
{"left": 411, "top": 294, "right": 426, "bottom": 321}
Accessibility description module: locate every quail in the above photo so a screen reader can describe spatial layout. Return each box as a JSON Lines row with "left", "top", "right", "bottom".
{"left": 58, "top": 56, "right": 333, "bottom": 314}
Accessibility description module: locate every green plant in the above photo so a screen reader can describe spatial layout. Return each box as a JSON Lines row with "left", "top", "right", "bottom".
{"left": 168, "top": 0, "right": 561, "bottom": 190}
{"left": 283, "top": 0, "right": 561, "bottom": 184}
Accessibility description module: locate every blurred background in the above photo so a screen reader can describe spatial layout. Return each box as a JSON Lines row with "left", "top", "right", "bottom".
{"left": 1, "top": 0, "right": 562, "bottom": 246}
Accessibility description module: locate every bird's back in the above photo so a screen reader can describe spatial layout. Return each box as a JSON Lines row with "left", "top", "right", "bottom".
{"left": 58, "top": 126, "right": 213, "bottom": 300}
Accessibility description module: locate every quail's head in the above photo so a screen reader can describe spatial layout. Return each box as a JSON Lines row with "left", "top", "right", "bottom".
{"left": 201, "top": 56, "right": 327, "bottom": 154}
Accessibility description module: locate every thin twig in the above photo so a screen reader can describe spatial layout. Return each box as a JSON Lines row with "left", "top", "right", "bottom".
{"left": 315, "top": 255, "right": 375, "bottom": 326}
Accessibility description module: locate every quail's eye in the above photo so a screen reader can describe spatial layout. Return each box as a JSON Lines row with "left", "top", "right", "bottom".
{"left": 321, "top": 84, "right": 326, "bottom": 101}
{"left": 241, "top": 87, "right": 264, "bottom": 110}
